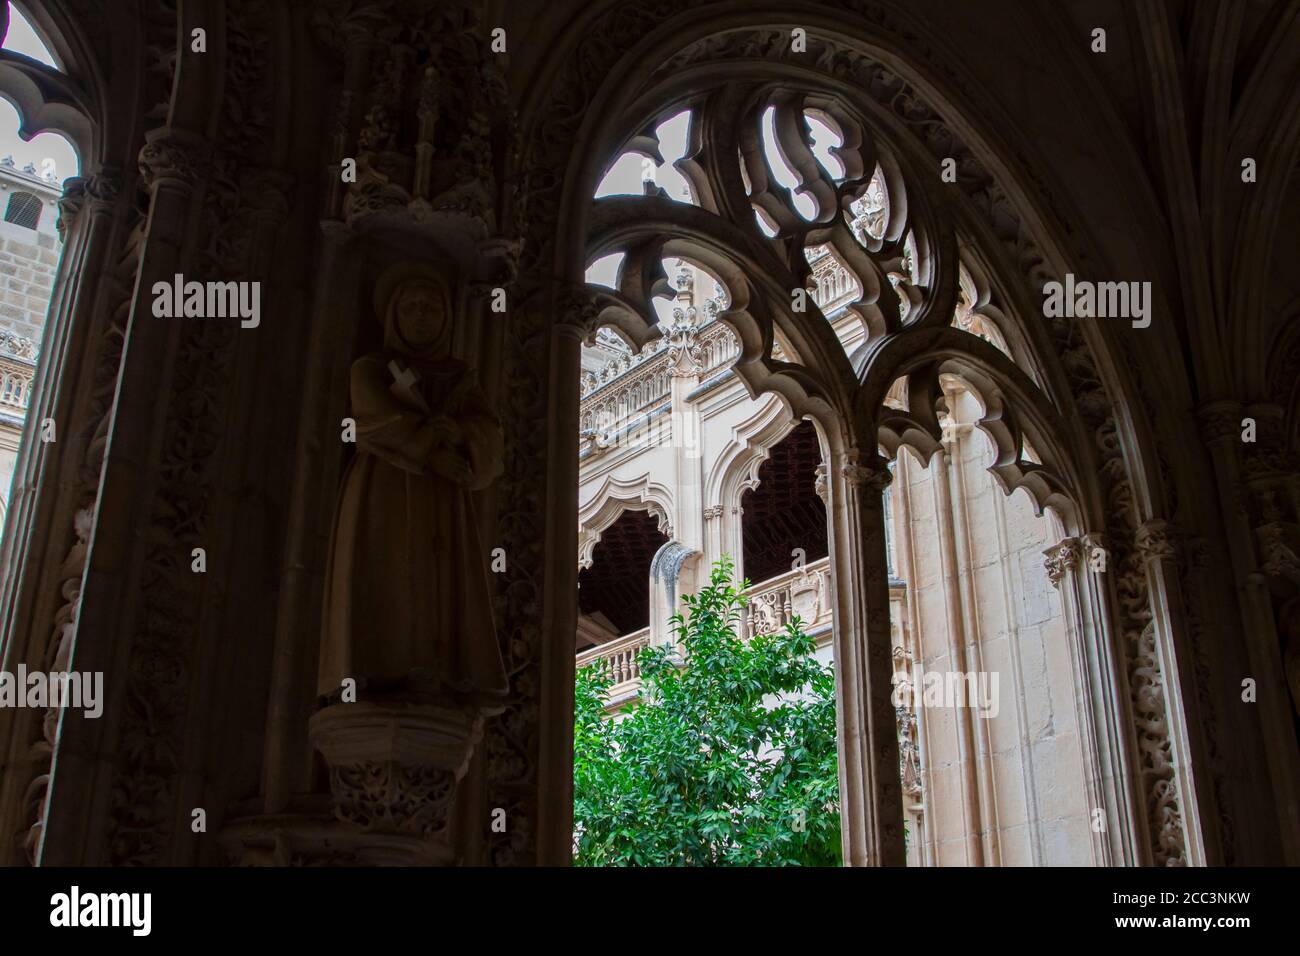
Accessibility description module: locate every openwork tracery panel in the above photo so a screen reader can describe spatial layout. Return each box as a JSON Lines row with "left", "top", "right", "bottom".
{"left": 543, "top": 7, "right": 1192, "bottom": 866}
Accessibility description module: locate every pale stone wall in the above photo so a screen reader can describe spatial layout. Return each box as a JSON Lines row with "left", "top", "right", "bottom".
{"left": 891, "top": 386, "right": 1093, "bottom": 866}
{"left": 0, "top": 221, "right": 59, "bottom": 342}
{"left": 0, "top": 165, "right": 61, "bottom": 342}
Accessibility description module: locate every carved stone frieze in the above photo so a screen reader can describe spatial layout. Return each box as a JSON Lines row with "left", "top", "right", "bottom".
{"left": 1098, "top": 420, "right": 1186, "bottom": 866}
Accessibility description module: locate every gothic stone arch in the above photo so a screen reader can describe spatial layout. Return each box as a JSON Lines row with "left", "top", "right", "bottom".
{"left": 521, "top": 0, "right": 1212, "bottom": 866}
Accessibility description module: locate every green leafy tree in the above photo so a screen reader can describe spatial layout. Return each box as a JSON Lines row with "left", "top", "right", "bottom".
{"left": 573, "top": 556, "right": 841, "bottom": 866}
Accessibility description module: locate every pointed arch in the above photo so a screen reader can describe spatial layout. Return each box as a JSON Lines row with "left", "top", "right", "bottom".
{"left": 526, "top": 0, "right": 1205, "bottom": 868}
{"left": 577, "top": 473, "right": 674, "bottom": 571}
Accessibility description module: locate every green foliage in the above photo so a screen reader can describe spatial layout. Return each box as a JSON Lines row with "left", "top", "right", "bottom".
{"left": 573, "top": 557, "right": 841, "bottom": 866}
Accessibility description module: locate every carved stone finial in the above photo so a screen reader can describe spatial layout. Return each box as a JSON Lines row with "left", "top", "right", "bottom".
{"left": 666, "top": 318, "right": 702, "bottom": 377}
{"left": 675, "top": 264, "right": 694, "bottom": 294}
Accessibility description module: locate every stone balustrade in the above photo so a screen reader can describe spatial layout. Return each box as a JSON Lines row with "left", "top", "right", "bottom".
{"left": 575, "top": 558, "right": 837, "bottom": 706}
{"left": 739, "top": 556, "right": 834, "bottom": 639}
{"left": 575, "top": 626, "right": 651, "bottom": 706}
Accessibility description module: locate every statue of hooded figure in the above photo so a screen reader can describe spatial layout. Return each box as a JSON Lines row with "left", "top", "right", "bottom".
{"left": 318, "top": 270, "right": 508, "bottom": 706}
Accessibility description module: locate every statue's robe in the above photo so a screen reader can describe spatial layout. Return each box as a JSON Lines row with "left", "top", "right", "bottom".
{"left": 319, "top": 352, "right": 507, "bottom": 701}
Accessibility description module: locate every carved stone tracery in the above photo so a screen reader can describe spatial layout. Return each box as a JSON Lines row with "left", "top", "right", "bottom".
{"left": 9, "top": 0, "right": 1251, "bottom": 869}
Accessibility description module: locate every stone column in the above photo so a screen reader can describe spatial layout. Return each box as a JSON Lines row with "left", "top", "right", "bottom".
{"left": 649, "top": 540, "right": 699, "bottom": 650}
{"left": 929, "top": 432, "right": 985, "bottom": 865}
{"left": 942, "top": 415, "right": 1001, "bottom": 866}
{"left": 0, "top": 172, "right": 122, "bottom": 864}
{"left": 1199, "top": 401, "right": 1300, "bottom": 861}
{"left": 1044, "top": 530, "right": 1150, "bottom": 865}
{"left": 890, "top": 449, "right": 935, "bottom": 866}
{"left": 535, "top": 290, "right": 594, "bottom": 865}
{"left": 1134, "top": 519, "right": 1219, "bottom": 866}
{"left": 829, "top": 445, "right": 904, "bottom": 865}
{"left": 1044, "top": 536, "right": 1111, "bottom": 864}
{"left": 36, "top": 128, "right": 214, "bottom": 865}
{"left": 666, "top": 272, "right": 705, "bottom": 596}
{"left": 259, "top": 222, "right": 359, "bottom": 816}
{"left": 702, "top": 504, "right": 724, "bottom": 569}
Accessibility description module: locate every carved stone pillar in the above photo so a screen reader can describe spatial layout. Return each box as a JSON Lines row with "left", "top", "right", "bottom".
{"left": 939, "top": 416, "right": 1000, "bottom": 866}
{"left": 1042, "top": 534, "right": 1132, "bottom": 865}
{"left": 829, "top": 445, "right": 904, "bottom": 865}
{"left": 1134, "top": 519, "right": 1220, "bottom": 866}
{"left": 667, "top": 290, "right": 705, "bottom": 587}
{"left": 1199, "top": 401, "right": 1300, "bottom": 861}
{"left": 892, "top": 642, "right": 924, "bottom": 865}
{"left": 257, "top": 222, "right": 359, "bottom": 816}
{"left": 0, "top": 171, "right": 123, "bottom": 865}
{"left": 533, "top": 289, "right": 596, "bottom": 864}
{"left": 702, "top": 504, "right": 725, "bottom": 568}
{"left": 929, "top": 429, "right": 986, "bottom": 865}
{"left": 35, "top": 127, "right": 216, "bottom": 866}
{"left": 649, "top": 540, "right": 699, "bottom": 650}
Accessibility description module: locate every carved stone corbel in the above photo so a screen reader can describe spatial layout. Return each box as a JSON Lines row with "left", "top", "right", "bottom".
{"left": 137, "top": 127, "right": 212, "bottom": 192}
{"left": 841, "top": 445, "right": 892, "bottom": 494}
{"left": 1043, "top": 536, "right": 1082, "bottom": 589}
{"left": 308, "top": 701, "right": 485, "bottom": 864}
{"left": 55, "top": 173, "right": 119, "bottom": 242}
{"left": 814, "top": 462, "right": 829, "bottom": 504}
{"left": 1136, "top": 519, "right": 1179, "bottom": 566}
{"left": 555, "top": 284, "right": 602, "bottom": 342}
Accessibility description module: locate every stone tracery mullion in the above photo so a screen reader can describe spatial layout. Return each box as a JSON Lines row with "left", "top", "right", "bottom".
{"left": 587, "top": 197, "right": 855, "bottom": 394}
{"left": 619, "top": 80, "right": 911, "bottom": 309}
{"left": 871, "top": 337, "right": 1081, "bottom": 533}
{"left": 766, "top": 91, "right": 841, "bottom": 225}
